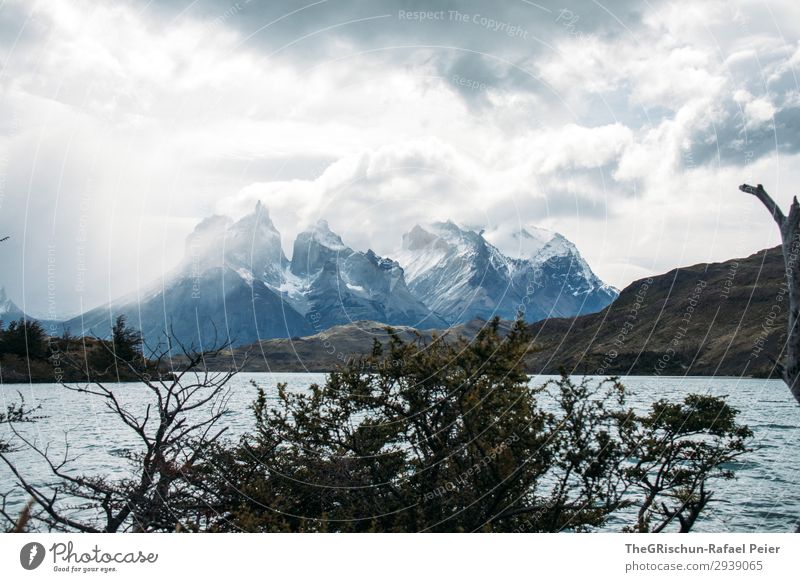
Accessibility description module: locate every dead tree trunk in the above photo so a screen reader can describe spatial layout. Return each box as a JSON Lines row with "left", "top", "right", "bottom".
{"left": 741, "top": 183, "right": 800, "bottom": 405}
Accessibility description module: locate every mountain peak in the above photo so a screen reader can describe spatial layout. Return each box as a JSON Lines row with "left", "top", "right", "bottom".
{"left": 393, "top": 220, "right": 616, "bottom": 323}
{"left": 192, "top": 214, "right": 231, "bottom": 234}
{"left": 290, "top": 220, "right": 349, "bottom": 277}
{"left": 0, "top": 286, "right": 25, "bottom": 319}
{"left": 536, "top": 232, "right": 577, "bottom": 259}
{"left": 432, "top": 219, "right": 466, "bottom": 235}
{"left": 518, "top": 226, "right": 554, "bottom": 244}
{"left": 182, "top": 204, "right": 285, "bottom": 285}
{"left": 253, "top": 200, "right": 276, "bottom": 223}
{"left": 232, "top": 201, "right": 279, "bottom": 235}
{"left": 304, "top": 219, "right": 347, "bottom": 251}
{"left": 184, "top": 214, "right": 232, "bottom": 258}
{"left": 402, "top": 224, "right": 441, "bottom": 251}
{"left": 429, "top": 220, "right": 487, "bottom": 246}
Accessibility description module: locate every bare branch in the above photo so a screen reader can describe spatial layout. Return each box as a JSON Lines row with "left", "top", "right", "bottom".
{"left": 1, "top": 325, "right": 240, "bottom": 532}
{"left": 740, "top": 183, "right": 786, "bottom": 227}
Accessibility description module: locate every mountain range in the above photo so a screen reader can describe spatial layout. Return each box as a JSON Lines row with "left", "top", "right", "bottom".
{"left": 2, "top": 231, "right": 786, "bottom": 380}
{"left": 395, "top": 221, "right": 617, "bottom": 323}
{"left": 18, "top": 203, "right": 617, "bottom": 348}
{"left": 204, "top": 245, "right": 785, "bottom": 378}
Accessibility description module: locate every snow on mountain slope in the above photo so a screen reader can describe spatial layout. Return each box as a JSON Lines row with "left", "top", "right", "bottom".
{"left": 394, "top": 221, "right": 519, "bottom": 323}
{"left": 484, "top": 225, "right": 556, "bottom": 261}
{"left": 286, "top": 220, "right": 446, "bottom": 330}
{"left": 395, "top": 222, "right": 618, "bottom": 324}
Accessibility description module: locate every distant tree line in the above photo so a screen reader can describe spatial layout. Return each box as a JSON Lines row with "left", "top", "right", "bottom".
{"left": 0, "top": 315, "right": 146, "bottom": 381}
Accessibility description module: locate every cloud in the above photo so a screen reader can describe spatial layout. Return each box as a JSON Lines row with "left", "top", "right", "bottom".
{"left": 216, "top": 138, "right": 482, "bottom": 254}
{"left": 734, "top": 89, "right": 777, "bottom": 129}
{"left": 533, "top": 123, "right": 634, "bottom": 173}
{"left": 216, "top": 129, "right": 629, "bottom": 265}
{"left": 1, "top": 0, "right": 799, "bottom": 317}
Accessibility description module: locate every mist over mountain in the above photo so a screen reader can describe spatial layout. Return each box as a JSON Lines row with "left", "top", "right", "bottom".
{"left": 61, "top": 204, "right": 310, "bottom": 348}
{"left": 58, "top": 204, "right": 617, "bottom": 347}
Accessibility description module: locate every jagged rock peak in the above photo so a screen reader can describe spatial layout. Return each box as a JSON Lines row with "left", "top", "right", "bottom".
{"left": 365, "top": 249, "right": 400, "bottom": 271}
{"left": 229, "top": 201, "right": 280, "bottom": 236}
{"left": 402, "top": 224, "right": 445, "bottom": 251}
{"left": 300, "top": 219, "right": 347, "bottom": 250}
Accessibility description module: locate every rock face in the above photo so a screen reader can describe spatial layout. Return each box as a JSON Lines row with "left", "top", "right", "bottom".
{"left": 199, "top": 247, "right": 788, "bottom": 377}
{"left": 286, "top": 220, "right": 447, "bottom": 330}
{"left": 186, "top": 201, "right": 287, "bottom": 287}
{"left": 393, "top": 221, "right": 618, "bottom": 324}
{"left": 64, "top": 204, "right": 312, "bottom": 348}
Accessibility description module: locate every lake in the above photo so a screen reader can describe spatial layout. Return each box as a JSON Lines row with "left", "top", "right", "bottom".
{"left": 1, "top": 373, "right": 798, "bottom": 532}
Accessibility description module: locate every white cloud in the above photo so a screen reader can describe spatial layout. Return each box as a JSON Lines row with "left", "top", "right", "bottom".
{"left": 533, "top": 123, "right": 634, "bottom": 173}
{"left": 734, "top": 90, "right": 777, "bottom": 129}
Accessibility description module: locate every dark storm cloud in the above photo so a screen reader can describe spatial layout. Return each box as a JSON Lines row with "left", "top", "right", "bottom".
{"left": 683, "top": 35, "right": 800, "bottom": 169}
{"left": 434, "top": 51, "right": 540, "bottom": 110}
{"left": 688, "top": 102, "right": 800, "bottom": 169}
{"left": 132, "top": 0, "right": 648, "bottom": 117}
{"left": 141, "top": 0, "right": 645, "bottom": 64}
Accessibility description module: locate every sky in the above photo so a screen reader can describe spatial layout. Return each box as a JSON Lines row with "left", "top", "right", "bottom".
{"left": 1, "top": 0, "right": 799, "bottom": 319}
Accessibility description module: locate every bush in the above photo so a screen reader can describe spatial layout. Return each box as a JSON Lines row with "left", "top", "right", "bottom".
{"left": 203, "top": 318, "right": 751, "bottom": 532}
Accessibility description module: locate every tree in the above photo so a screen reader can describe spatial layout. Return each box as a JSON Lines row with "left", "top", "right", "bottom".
{"left": 0, "top": 337, "right": 239, "bottom": 533}
{"left": 740, "top": 183, "right": 800, "bottom": 404}
{"left": 111, "top": 315, "right": 143, "bottom": 364}
{"left": 0, "top": 319, "right": 48, "bottom": 360}
{"left": 202, "top": 318, "right": 751, "bottom": 533}
{"left": 87, "top": 315, "right": 145, "bottom": 379}
{"left": 621, "top": 394, "right": 752, "bottom": 532}
{"left": 0, "top": 317, "right": 753, "bottom": 533}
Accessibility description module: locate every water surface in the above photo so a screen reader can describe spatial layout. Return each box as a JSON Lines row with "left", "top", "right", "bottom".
{"left": 1, "top": 374, "right": 798, "bottom": 532}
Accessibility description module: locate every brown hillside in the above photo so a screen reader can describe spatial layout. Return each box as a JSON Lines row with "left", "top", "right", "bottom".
{"left": 525, "top": 246, "right": 785, "bottom": 377}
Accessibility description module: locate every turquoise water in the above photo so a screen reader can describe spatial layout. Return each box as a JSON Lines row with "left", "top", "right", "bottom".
{"left": 1, "top": 374, "right": 798, "bottom": 532}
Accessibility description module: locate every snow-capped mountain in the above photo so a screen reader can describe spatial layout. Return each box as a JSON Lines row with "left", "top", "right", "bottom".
{"left": 0, "top": 287, "right": 27, "bottom": 323}
{"left": 286, "top": 220, "right": 446, "bottom": 330}
{"left": 394, "top": 222, "right": 618, "bottom": 324}
{"left": 63, "top": 204, "right": 312, "bottom": 348}
{"left": 63, "top": 204, "right": 444, "bottom": 348}
{"left": 59, "top": 203, "right": 616, "bottom": 348}
{"left": 182, "top": 201, "right": 288, "bottom": 287}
